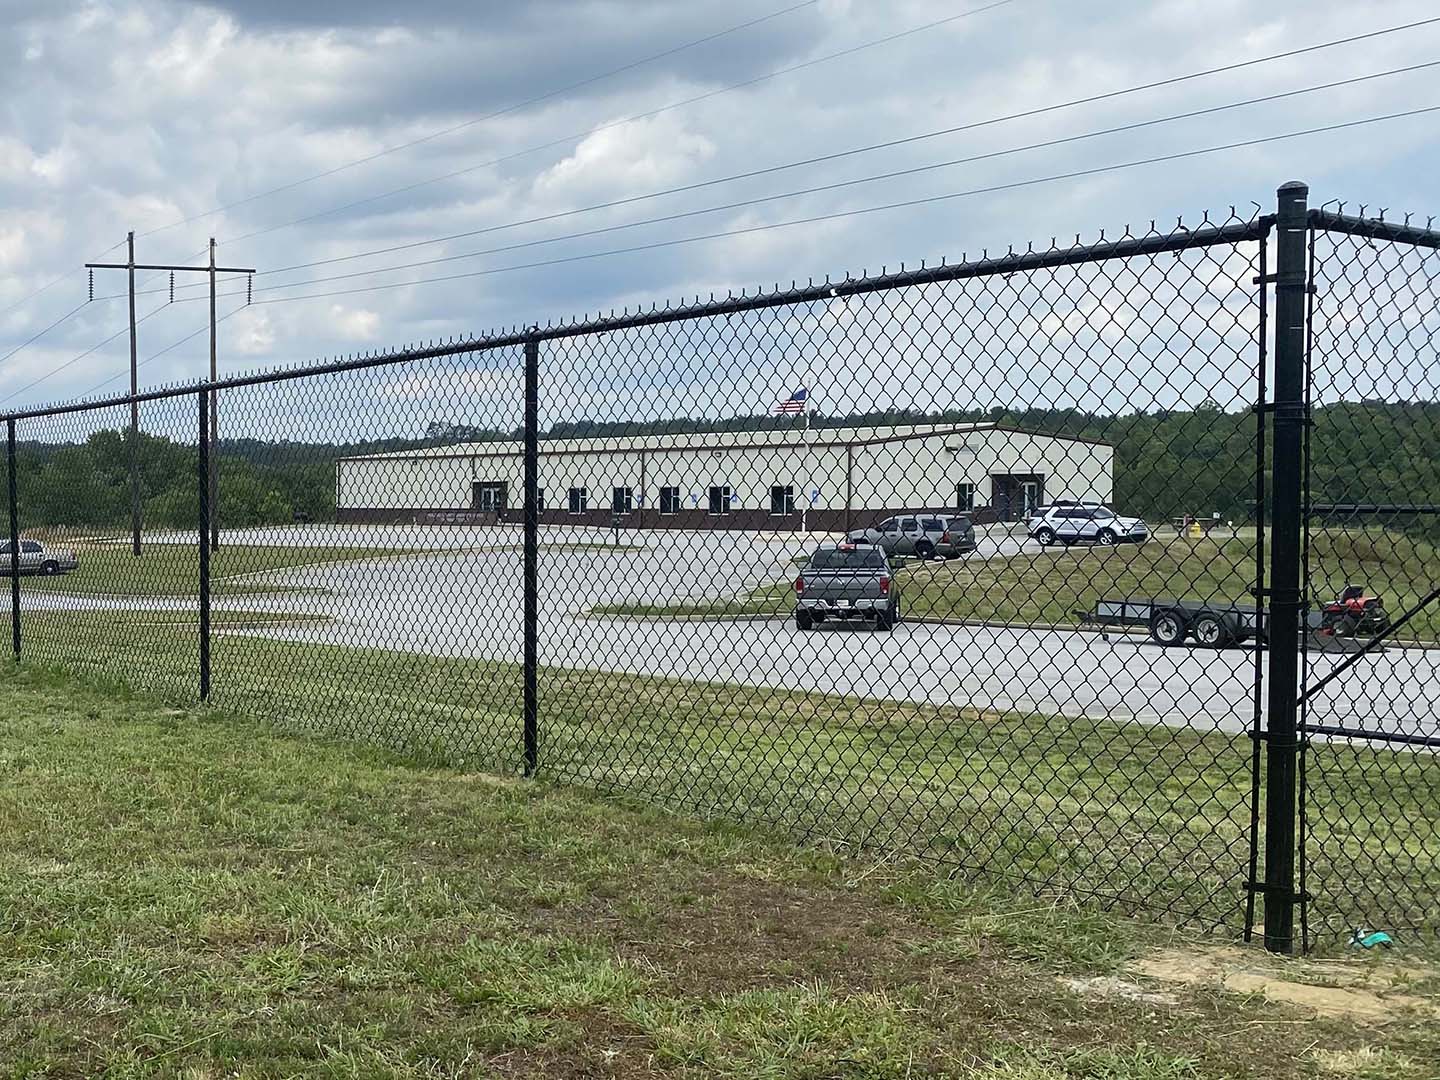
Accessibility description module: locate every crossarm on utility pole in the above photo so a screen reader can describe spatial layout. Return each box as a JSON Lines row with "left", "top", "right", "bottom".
{"left": 85, "top": 237, "right": 256, "bottom": 559}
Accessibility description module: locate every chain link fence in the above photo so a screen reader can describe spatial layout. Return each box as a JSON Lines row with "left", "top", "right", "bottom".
{"left": 3, "top": 182, "right": 1436, "bottom": 952}
{"left": 1301, "top": 208, "right": 1440, "bottom": 947}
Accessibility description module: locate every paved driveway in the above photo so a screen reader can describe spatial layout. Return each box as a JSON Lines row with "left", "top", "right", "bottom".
{"left": 231, "top": 537, "right": 1440, "bottom": 743}
{"left": 42, "top": 525, "right": 1439, "bottom": 742}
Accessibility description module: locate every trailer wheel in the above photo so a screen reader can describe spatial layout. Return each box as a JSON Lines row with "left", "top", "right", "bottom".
{"left": 1150, "top": 609, "right": 1187, "bottom": 647}
{"left": 1191, "top": 612, "right": 1231, "bottom": 649}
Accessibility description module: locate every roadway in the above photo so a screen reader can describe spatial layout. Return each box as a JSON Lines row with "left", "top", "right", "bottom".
{"left": 27, "top": 523, "right": 1440, "bottom": 742}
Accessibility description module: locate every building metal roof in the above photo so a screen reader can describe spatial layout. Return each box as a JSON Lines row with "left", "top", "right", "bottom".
{"left": 338, "top": 422, "right": 1108, "bottom": 463}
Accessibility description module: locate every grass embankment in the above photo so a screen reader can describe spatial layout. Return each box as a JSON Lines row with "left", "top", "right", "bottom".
{"left": 17, "top": 611, "right": 1440, "bottom": 950}
{"left": 595, "top": 529, "right": 1440, "bottom": 639}
{"left": 1, "top": 667, "right": 1436, "bottom": 1077}
{"left": 17, "top": 541, "right": 430, "bottom": 597}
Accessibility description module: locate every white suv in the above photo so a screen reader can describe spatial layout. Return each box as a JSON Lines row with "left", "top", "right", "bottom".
{"left": 1028, "top": 505, "right": 1147, "bottom": 548}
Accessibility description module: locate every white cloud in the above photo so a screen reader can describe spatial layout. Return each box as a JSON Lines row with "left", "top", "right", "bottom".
{"left": 0, "top": 0, "right": 1436, "bottom": 423}
{"left": 533, "top": 113, "right": 716, "bottom": 202}
{"left": 232, "top": 308, "right": 276, "bottom": 355}
{"left": 329, "top": 303, "right": 380, "bottom": 341}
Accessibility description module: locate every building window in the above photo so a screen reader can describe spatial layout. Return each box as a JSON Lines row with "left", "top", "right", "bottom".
{"left": 612, "top": 486, "right": 633, "bottom": 514}
{"left": 708, "top": 485, "right": 732, "bottom": 515}
{"left": 568, "top": 487, "right": 587, "bottom": 514}
{"left": 770, "top": 484, "right": 795, "bottom": 516}
{"left": 956, "top": 482, "right": 975, "bottom": 512}
{"left": 659, "top": 487, "right": 682, "bottom": 515}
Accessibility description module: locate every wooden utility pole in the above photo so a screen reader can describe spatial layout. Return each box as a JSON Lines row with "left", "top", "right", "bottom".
{"left": 87, "top": 239, "right": 254, "bottom": 555}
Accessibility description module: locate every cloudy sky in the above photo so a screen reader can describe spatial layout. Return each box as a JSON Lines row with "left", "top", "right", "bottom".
{"left": 0, "top": 0, "right": 1436, "bottom": 424}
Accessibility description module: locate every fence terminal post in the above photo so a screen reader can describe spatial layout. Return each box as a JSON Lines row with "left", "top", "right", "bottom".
{"left": 1263, "top": 179, "right": 1310, "bottom": 954}
{"left": 198, "top": 391, "right": 212, "bottom": 701}
{"left": 523, "top": 332, "right": 540, "bottom": 776}
{"left": 7, "top": 419, "right": 19, "bottom": 661}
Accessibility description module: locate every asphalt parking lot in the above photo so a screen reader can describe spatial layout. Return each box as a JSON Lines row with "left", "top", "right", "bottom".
{"left": 32, "top": 523, "right": 1440, "bottom": 742}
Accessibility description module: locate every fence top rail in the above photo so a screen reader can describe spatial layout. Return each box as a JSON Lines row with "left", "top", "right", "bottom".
{"left": 1309, "top": 208, "right": 1440, "bottom": 249}
{"left": 2, "top": 215, "right": 1270, "bottom": 424}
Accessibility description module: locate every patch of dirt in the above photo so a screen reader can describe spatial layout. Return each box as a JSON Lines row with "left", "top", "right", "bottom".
{"left": 1131, "top": 946, "right": 1440, "bottom": 1024}
{"left": 595, "top": 870, "right": 944, "bottom": 995}
{"left": 485, "top": 1008, "right": 666, "bottom": 1080}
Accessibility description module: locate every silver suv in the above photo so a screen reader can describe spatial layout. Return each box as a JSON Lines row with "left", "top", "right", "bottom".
{"left": 845, "top": 514, "right": 975, "bottom": 559}
{"left": 1028, "top": 505, "right": 1147, "bottom": 548}
{"left": 0, "top": 539, "right": 79, "bottom": 576}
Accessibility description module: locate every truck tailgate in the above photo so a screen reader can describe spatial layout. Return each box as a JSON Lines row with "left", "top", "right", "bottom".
{"left": 805, "top": 570, "right": 886, "bottom": 602}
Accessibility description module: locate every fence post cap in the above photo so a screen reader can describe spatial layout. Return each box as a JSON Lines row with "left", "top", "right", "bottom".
{"left": 1277, "top": 180, "right": 1309, "bottom": 196}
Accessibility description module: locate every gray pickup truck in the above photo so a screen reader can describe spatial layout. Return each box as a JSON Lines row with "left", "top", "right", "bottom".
{"left": 0, "top": 539, "right": 79, "bottom": 576}
{"left": 793, "top": 543, "right": 901, "bottom": 632}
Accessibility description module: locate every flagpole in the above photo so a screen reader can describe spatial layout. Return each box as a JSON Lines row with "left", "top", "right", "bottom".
{"left": 802, "top": 382, "right": 812, "bottom": 535}
{"left": 801, "top": 401, "right": 809, "bottom": 534}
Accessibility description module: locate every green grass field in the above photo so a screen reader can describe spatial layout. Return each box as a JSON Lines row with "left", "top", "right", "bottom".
{"left": 15, "top": 603, "right": 1439, "bottom": 953}
{"left": 14, "top": 541, "right": 429, "bottom": 597}
{"left": 15, "top": 537, "right": 641, "bottom": 599}
{"left": 595, "top": 529, "right": 1440, "bottom": 641}
{"left": 1, "top": 668, "right": 1435, "bottom": 1077}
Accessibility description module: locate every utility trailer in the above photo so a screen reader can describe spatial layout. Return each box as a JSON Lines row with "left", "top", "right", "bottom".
{"left": 1079, "top": 597, "right": 1268, "bottom": 648}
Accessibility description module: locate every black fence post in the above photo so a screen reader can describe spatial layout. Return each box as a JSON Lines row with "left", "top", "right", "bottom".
{"left": 1263, "top": 179, "right": 1309, "bottom": 954}
{"left": 523, "top": 332, "right": 539, "bottom": 776}
{"left": 197, "top": 391, "right": 211, "bottom": 701}
{"left": 7, "top": 419, "right": 19, "bottom": 661}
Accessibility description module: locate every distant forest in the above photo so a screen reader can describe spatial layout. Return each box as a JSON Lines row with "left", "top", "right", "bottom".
{"left": 11, "top": 402, "right": 1439, "bottom": 530}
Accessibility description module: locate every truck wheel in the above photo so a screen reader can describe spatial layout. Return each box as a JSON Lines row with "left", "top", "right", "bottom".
{"left": 914, "top": 540, "right": 935, "bottom": 560}
{"left": 1191, "top": 612, "right": 1230, "bottom": 648}
{"left": 1097, "top": 529, "right": 1117, "bottom": 547}
{"left": 1150, "top": 609, "right": 1187, "bottom": 647}
{"left": 875, "top": 608, "right": 894, "bottom": 632}
{"left": 795, "top": 611, "right": 813, "bottom": 632}
{"left": 41, "top": 561, "right": 59, "bottom": 576}
{"left": 1034, "top": 527, "right": 1055, "bottom": 546}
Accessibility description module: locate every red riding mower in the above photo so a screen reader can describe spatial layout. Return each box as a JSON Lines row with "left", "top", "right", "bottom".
{"left": 1319, "top": 585, "right": 1389, "bottom": 638}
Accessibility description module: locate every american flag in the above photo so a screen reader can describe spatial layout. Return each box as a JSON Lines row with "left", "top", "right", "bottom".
{"left": 774, "top": 387, "right": 808, "bottom": 414}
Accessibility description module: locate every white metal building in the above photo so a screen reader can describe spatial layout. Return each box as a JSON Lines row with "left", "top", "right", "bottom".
{"left": 335, "top": 423, "right": 1113, "bottom": 531}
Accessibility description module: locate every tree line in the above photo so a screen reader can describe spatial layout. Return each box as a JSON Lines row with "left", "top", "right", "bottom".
{"left": 11, "top": 401, "right": 1438, "bottom": 530}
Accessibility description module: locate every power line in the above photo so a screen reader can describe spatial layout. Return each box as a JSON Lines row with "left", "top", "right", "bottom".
{"left": 24, "top": 104, "right": 1437, "bottom": 404}
{"left": 0, "top": 237, "right": 126, "bottom": 323}
{"left": 164, "top": 12, "right": 1440, "bottom": 294}
{"left": 228, "top": 61, "right": 1440, "bottom": 297}
{"left": 204, "top": 0, "right": 1022, "bottom": 254}
{"left": 0, "top": 302, "right": 170, "bottom": 406}
{"left": 186, "top": 104, "right": 1437, "bottom": 308}
{"left": 81, "top": 306, "right": 245, "bottom": 398}
{"left": 0, "top": 302, "right": 91, "bottom": 367}
{"left": 135, "top": 0, "right": 823, "bottom": 241}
